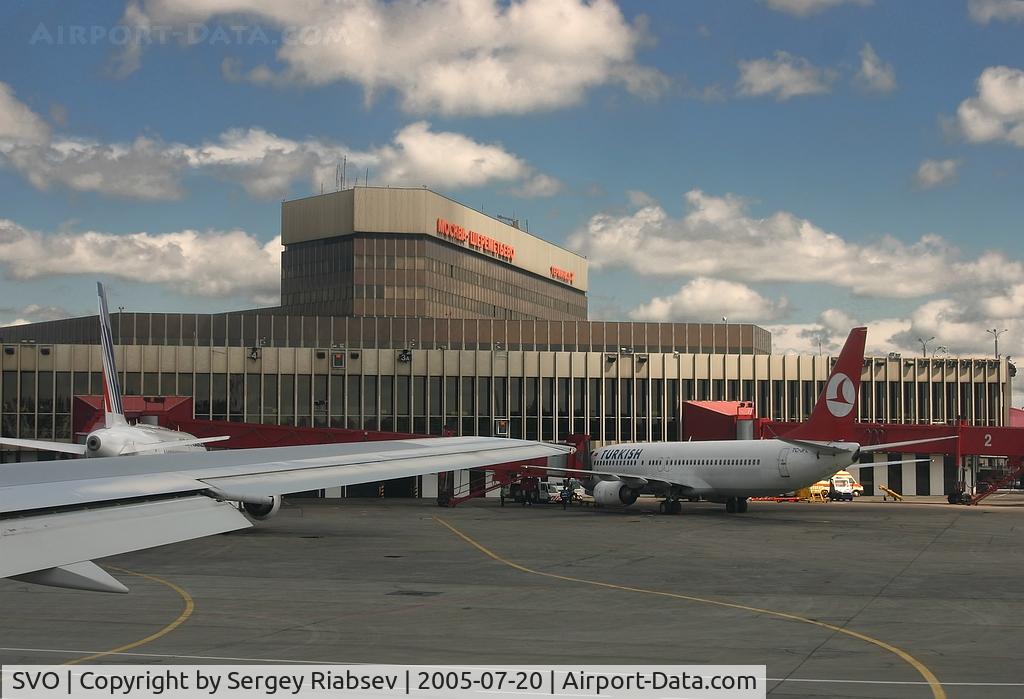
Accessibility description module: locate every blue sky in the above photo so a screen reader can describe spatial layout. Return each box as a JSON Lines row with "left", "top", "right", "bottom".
{"left": 1, "top": 0, "right": 1023, "bottom": 372}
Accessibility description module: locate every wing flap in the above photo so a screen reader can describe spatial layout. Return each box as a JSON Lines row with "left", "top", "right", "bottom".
{"left": 11, "top": 561, "right": 129, "bottom": 594}
{"left": 0, "top": 496, "right": 251, "bottom": 579}
{"left": 0, "top": 472, "right": 207, "bottom": 514}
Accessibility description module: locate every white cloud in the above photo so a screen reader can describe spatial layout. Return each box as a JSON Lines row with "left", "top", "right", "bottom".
{"left": 766, "top": 312, "right": 912, "bottom": 355}
{"left": 0, "top": 83, "right": 50, "bottom": 144}
{"left": 184, "top": 122, "right": 559, "bottom": 199}
{"left": 956, "top": 66, "right": 1024, "bottom": 147}
{"left": 0, "top": 82, "right": 189, "bottom": 199}
{"left": 737, "top": 51, "right": 835, "bottom": 100}
{"left": 6, "top": 136, "right": 189, "bottom": 200}
{"left": 567, "top": 189, "right": 1024, "bottom": 298}
{"left": 0, "top": 218, "right": 281, "bottom": 304}
{"left": 968, "top": 0, "right": 1024, "bottom": 24}
{"left": 115, "top": 0, "right": 668, "bottom": 117}
{"left": 0, "top": 82, "right": 558, "bottom": 200}
{"left": 762, "top": 0, "right": 871, "bottom": 17}
{"left": 914, "top": 158, "right": 960, "bottom": 189}
{"left": 628, "top": 278, "right": 788, "bottom": 322}
{"left": 0, "top": 304, "right": 73, "bottom": 328}
{"left": 855, "top": 43, "right": 897, "bottom": 93}
{"left": 508, "top": 173, "right": 564, "bottom": 198}
{"left": 376, "top": 122, "right": 530, "bottom": 188}
{"left": 769, "top": 301, "right": 1024, "bottom": 407}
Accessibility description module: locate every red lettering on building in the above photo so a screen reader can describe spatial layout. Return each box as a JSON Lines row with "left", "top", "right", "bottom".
{"left": 550, "top": 265, "right": 575, "bottom": 284}
{"left": 436, "top": 218, "right": 515, "bottom": 262}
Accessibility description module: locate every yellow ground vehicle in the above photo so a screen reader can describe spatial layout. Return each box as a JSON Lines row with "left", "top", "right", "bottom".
{"left": 809, "top": 470, "right": 862, "bottom": 501}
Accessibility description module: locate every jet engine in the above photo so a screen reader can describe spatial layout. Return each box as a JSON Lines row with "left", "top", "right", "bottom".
{"left": 85, "top": 431, "right": 127, "bottom": 457}
{"left": 592, "top": 481, "right": 639, "bottom": 507}
{"left": 242, "top": 495, "right": 282, "bottom": 521}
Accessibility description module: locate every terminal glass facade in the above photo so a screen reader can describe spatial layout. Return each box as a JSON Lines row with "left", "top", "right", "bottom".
{"left": 0, "top": 346, "right": 1009, "bottom": 459}
{"left": 281, "top": 234, "right": 587, "bottom": 320}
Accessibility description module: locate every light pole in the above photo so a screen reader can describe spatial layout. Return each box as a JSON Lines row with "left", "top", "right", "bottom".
{"left": 987, "top": 328, "right": 1007, "bottom": 359}
{"left": 918, "top": 336, "right": 935, "bottom": 357}
{"left": 721, "top": 316, "right": 728, "bottom": 400}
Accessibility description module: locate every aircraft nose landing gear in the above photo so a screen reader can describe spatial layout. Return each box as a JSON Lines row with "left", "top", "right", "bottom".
{"left": 725, "top": 497, "right": 748, "bottom": 514}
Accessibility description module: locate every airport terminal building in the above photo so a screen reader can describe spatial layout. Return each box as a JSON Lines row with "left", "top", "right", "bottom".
{"left": 0, "top": 188, "right": 1013, "bottom": 494}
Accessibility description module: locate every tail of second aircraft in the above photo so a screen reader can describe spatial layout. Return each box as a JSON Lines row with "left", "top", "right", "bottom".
{"left": 97, "top": 282, "right": 127, "bottom": 427}
{"left": 785, "top": 327, "right": 867, "bottom": 442}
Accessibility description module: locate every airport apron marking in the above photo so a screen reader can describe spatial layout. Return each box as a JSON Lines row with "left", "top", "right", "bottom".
{"left": 434, "top": 516, "right": 946, "bottom": 699}
{"left": 64, "top": 567, "right": 195, "bottom": 665}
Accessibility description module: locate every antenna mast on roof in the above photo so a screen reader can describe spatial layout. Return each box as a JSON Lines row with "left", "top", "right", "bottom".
{"left": 496, "top": 213, "right": 521, "bottom": 230}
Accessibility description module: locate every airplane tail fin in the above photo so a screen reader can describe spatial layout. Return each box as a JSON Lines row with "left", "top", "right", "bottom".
{"left": 97, "top": 282, "right": 127, "bottom": 427}
{"left": 786, "top": 327, "right": 867, "bottom": 441}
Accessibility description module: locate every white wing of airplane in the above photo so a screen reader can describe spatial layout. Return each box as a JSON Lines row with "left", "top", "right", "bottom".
{"left": 0, "top": 436, "right": 573, "bottom": 593}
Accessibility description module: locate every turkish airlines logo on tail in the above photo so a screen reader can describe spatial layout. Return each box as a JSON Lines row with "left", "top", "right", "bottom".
{"left": 825, "top": 372, "right": 856, "bottom": 417}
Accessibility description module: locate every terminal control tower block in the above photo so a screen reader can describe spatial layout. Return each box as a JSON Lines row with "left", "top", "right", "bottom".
{"left": 279, "top": 187, "right": 589, "bottom": 321}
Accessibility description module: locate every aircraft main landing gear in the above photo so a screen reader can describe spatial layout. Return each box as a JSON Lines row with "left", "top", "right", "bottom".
{"left": 659, "top": 498, "right": 682, "bottom": 515}
{"left": 725, "top": 497, "right": 748, "bottom": 514}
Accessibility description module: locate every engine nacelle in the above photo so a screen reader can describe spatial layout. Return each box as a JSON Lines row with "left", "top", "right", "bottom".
{"left": 242, "top": 495, "right": 282, "bottom": 521}
{"left": 592, "top": 481, "right": 639, "bottom": 507}
{"left": 85, "top": 430, "right": 127, "bottom": 457}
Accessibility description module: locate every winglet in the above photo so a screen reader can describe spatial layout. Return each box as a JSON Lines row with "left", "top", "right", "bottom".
{"left": 786, "top": 327, "right": 867, "bottom": 441}
{"left": 97, "top": 282, "right": 127, "bottom": 427}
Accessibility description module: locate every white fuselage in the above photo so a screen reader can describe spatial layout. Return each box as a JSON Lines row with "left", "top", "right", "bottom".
{"left": 84, "top": 423, "right": 208, "bottom": 458}
{"left": 591, "top": 439, "right": 857, "bottom": 498}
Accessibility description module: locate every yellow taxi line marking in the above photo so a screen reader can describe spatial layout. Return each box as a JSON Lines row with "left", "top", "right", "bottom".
{"left": 434, "top": 516, "right": 945, "bottom": 699}
{"left": 64, "top": 567, "right": 194, "bottom": 665}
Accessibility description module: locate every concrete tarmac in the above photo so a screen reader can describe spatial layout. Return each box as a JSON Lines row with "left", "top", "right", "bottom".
{"left": 2, "top": 496, "right": 1024, "bottom": 698}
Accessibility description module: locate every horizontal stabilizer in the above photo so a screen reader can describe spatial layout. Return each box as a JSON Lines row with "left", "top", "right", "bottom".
{"left": 860, "top": 435, "right": 958, "bottom": 453}
{"left": 11, "top": 561, "right": 128, "bottom": 594}
{"left": 849, "top": 457, "right": 931, "bottom": 468}
{"left": 0, "top": 437, "right": 87, "bottom": 455}
{"left": 125, "top": 435, "right": 231, "bottom": 454}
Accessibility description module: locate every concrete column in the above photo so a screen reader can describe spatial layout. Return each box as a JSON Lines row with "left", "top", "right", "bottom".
{"left": 902, "top": 460, "right": 917, "bottom": 497}
{"left": 874, "top": 455, "right": 888, "bottom": 491}
{"left": 930, "top": 455, "right": 944, "bottom": 496}
{"left": 324, "top": 487, "right": 343, "bottom": 498}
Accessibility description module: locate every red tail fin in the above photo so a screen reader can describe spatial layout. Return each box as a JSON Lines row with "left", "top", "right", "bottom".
{"left": 787, "top": 327, "right": 867, "bottom": 441}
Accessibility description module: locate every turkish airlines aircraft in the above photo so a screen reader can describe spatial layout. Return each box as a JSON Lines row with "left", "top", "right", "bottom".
{"left": 569, "top": 327, "right": 950, "bottom": 514}
{"left": 0, "top": 283, "right": 229, "bottom": 458}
